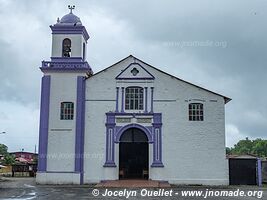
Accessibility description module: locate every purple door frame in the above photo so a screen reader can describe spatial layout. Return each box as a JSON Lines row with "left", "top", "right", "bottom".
{"left": 103, "top": 112, "right": 164, "bottom": 168}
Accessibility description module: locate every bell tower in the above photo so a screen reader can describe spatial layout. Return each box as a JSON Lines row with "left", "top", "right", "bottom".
{"left": 37, "top": 6, "right": 91, "bottom": 184}
{"left": 43, "top": 5, "right": 92, "bottom": 69}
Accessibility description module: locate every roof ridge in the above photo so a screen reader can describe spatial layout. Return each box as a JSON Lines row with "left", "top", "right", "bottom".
{"left": 89, "top": 55, "right": 231, "bottom": 104}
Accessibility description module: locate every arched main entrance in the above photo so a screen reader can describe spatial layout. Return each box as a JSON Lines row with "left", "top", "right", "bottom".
{"left": 119, "top": 128, "right": 148, "bottom": 179}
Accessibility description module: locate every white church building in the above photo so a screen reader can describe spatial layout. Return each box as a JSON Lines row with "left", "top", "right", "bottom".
{"left": 36, "top": 8, "right": 231, "bottom": 185}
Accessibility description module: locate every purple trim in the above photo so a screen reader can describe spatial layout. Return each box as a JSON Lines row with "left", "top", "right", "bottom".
{"left": 50, "top": 57, "right": 84, "bottom": 62}
{"left": 103, "top": 162, "right": 116, "bottom": 167}
{"left": 40, "top": 60, "right": 92, "bottom": 73}
{"left": 75, "top": 76, "right": 86, "bottom": 184}
{"left": 151, "top": 127, "right": 164, "bottom": 167}
{"left": 153, "top": 128, "right": 157, "bottom": 163}
{"left": 153, "top": 113, "right": 162, "bottom": 124}
{"left": 121, "top": 87, "right": 125, "bottom": 113}
{"left": 37, "top": 76, "right": 51, "bottom": 172}
{"left": 104, "top": 114, "right": 116, "bottom": 167}
{"left": 150, "top": 87, "right": 154, "bottom": 113}
{"left": 151, "top": 162, "right": 164, "bottom": 167}
{"left": 115, "top": 87, "right": 119, "bottom": 112}
{"left": 116, "top": 63, "right": 155, "bottom": 80}
{"left": 80, "top": 78, "right": 85, "bottom": 185}
{"left": 41, "top": 68, "right": 90, "bottom": 73}
{"left": 115, "top": 123, "right": 153, "bottom": 143}
{"left": 50, "top": 25, "right": 90, "bottom": 41}
{"left": 103, "top": 112, "right": 163, "bottom": 168}
{"left": 112, "top": 129, "right": 115, "bottom": 162}
{"left": 144, "top": 87, "right": 148, "bottom": 113}
{"left": 117, "top": 77, "right": 155, "bottom": 80}
{"left": 257, "top": 158, "right": 262, "bottom": 186}
{"left": 106, "top": 112, "right": 116, "bottom": 125}
{"left": 110, "top": 112, "right": 156, "bottom": 116}
{"left": 151, "top": 113, "right": 164, "bottom": 167}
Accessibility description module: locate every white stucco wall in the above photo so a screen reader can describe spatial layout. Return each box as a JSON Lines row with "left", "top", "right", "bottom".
{"left": 83, "top": 56, "right": 229, "bottom": 185}
{"left": 36, "top": 172, "right": 80, "bottom": 184}
{"left": 45, "top": 72, "right": 85, "bottom": 173}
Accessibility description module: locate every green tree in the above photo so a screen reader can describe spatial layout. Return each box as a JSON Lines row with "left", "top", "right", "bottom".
{"left": 226, "top": 147, "right": 231, "bottom": 155}
{"left": 227, "top": 137, "right": 267, "bottom": 158}
{"left": 231, "top": 137, "right": 253, "bottom": 155}
{"left": 251, "top": 139, "right": 267, "bottom": 157}
{"left": 3, "top": 154, "right": 15, "bottom": 165}
{"left": 0, "top": 144, "right": 8, "bottom": 156}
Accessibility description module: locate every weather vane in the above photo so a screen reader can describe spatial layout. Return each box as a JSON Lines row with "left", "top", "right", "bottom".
{"left": 68, "top": 5, "right": 75, "bottom": 13}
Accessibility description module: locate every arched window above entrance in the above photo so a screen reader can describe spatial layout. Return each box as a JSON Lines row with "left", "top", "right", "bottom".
{"left": 120, "top": 128, "right": 148, "bottom": 143}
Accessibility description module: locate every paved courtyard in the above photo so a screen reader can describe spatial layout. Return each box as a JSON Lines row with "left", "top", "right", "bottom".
{"left": 0, "top": 177, "right": 266, "bottom": 199}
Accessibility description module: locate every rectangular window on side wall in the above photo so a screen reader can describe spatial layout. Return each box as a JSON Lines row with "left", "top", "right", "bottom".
{"left": 189, "top": 103, "right": 204, "bottom": 121}
{"left": 60, "top": 102, "right": 74, "bottom": 120}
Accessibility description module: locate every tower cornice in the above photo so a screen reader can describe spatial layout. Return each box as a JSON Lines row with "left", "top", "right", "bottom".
{"left": 50, "top": 25, "right": 90, "bottom": 41}
{"left": 40, "top": 57, "right": 92, "bottom": 73}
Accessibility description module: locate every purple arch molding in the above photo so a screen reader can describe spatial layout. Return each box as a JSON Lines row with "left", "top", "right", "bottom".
{"left": 115, "top": 123, "right": 153, "bottom": 143}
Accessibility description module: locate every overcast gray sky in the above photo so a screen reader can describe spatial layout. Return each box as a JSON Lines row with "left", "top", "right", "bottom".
{"left": 0, "top": 0, "right": 266, "bottom": 152}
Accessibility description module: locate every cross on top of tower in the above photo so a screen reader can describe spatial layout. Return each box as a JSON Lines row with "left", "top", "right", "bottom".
{"left": 68, "top": 5, "right": 75, "bottom": 13}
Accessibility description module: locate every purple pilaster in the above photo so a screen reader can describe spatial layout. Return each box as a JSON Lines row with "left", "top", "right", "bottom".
{"left": 115, "top": 87, "right": 119, "bottom": 112}
{"left": 153, "top": 128, "right": 157, "bottom": 164}
{"left": 144, "top": 87, "right": 148, "bottom": 113}
{"left": 75, "top": 76, "right": 86, "bottom": 184}
{"left": 257, "top": 158, "right": 262, "bottom": 186}
{"left": 150, "top": 87, "right": 154, "bottom": 113}
{"left": 121, "top": 87, "right": 125, "bottom": 113}
{"left": 38, "top": 75, "right": 51, "bottom": 172}
{"left": 151, "top": 113, "right": 164, "bottom": 167}
{"left": 104, "top": 113, "right": 116, "bottom": 167}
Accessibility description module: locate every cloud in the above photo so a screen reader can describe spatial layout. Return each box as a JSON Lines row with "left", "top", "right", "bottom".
{"left": 0, "top": 100, "right": 39, "bottom": 152}
{"left": 226, "top": 124, "right": 244, "bottom": 147}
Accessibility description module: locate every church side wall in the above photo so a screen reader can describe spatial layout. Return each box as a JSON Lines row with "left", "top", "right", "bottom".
{"left": 149, "top": 68, "right": 228, "bottom": 185}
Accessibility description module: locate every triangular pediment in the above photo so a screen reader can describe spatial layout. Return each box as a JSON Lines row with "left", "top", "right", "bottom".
{"left": 115, "top": 62, "right": 155, "bottom": 80}
{"left": 91, "top": 55, "right": 231, "bottom": 104}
